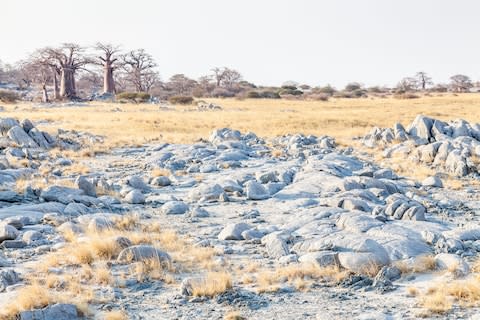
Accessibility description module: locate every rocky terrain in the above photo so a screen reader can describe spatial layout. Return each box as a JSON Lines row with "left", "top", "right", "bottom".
{"left": 0, "top": 115, "right": 480, "bottom": 319}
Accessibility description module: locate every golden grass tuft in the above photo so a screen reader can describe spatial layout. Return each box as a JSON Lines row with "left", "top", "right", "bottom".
{"left": 151, "top": 168, "right": 171, "bottom": 177}
{"left": 224, "top": 310, "right": 246, "bottom": 320}
{"left": 191, "top": 272, "right": 233, "bottom": 297}
{"left": 101, "top": 310, "right": 129, "bottom": 320}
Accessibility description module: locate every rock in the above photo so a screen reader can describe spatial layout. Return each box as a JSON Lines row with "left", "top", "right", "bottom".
{"left": 0, "top": 118, "right": 19, "bottom": 134}
{"left": 0, "top": 223, "right": 19, "bottom": 242}
{"left": 117, "top": 245, "right": 172, "bottom": 268}
{"left": 57, "top": 221, "right": 83, "bottom": 235}
{"left": 261, "top": 232, "right": 289, "bottom": 259}
{"left": 2, "top": 216, "right": 24, "bottom": 229}
{"left": 187, "top": 207, "right": 210, "bottom": 218}
{"left": 407, "top": 115, "right": 434, "bottom": 140}
{"left": 87, "top": 216, "right": 113, "bottom": 233}
{"left": 0, "top": 191, "right": 22, "bottom": 202}
{"left": 245, "top": 181, "right": 270, "bottom": 200}
{"left": 19, "top": 303, "right": 78, "bottom": 320}
{"left": 151, "top": 176, "right": 171, "bottom": 187}
{"left": 0, "top": 269, "right": 20, "bottom": 292}
{"left": 218, "top": 223, "right": 252, "bottom": 240}
{"left": 256, "top": 171, "right": 278, "bottom": 184}
{"left": 127, "top": 175, "right": 150, "bottom": 191}
{"left": 64, "top": 202, "right": 90, "bottom": 216}
{"left": 161, "top": 201, "right": 189, "bottom": 215}
{"left": 40, "top": 186, "right": 85, "bottom": 204}
{"left": 189, "top": 183, "right": 224, "bottom": 202}
{"left": 124, "top": 189, "right": 145, "bottom": 204}
{"left": 75, "top": 176, "right": 96, "bottom": 197}
{"left": 7, "top": 125, "right": 39, "bottom": 148}
{"left": 435, "top": 253, "right": 469, "bottom": 277}
{"left": 445, "top": 151, "right": 468, "bottom": 176}
{"left": 20, "top": 119, "right": 34, "bottom": 133}
{"left": 241, "top": 229, "right": 264, "bottom": 240}
{"left": 337, "top": 239, "right": 391, "bottom": 274}
{"left": 22, "top": 230, "right": 43, "bottom": 244}
{"left": 298, "top": 251, "right": 339, "bottom": 267}
{"left": 422, "top": 176, "right": 443, "bottom": 188}
{"left": 28, "top": 128, "right": 50, "bottom": 149}
{"left": 374, "top": 265, "right": 401, "bottom": 282}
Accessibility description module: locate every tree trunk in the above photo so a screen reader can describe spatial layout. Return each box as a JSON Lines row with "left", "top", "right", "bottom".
{"left": 103, "top": 63, "right": 116, "bottom": 94}
{"left": 42, "top": 83, "right": 49, "bottom": 103}
{"left": 52, "top": 71, "right": 59, "bottom": 100}
{"left": 60, "top": 67, "right": 76, "bottom": 98}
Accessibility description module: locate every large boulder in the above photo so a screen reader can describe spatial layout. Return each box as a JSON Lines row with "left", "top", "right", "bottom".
{"left": 124, "top": 189, "right": 145, "bottom": 204}
{"left": 298, "top": 251, "right": 339, "bottom": 267}
{"left": 40, "top": 186, "right": 85, "bottom": 204}
{"left": 435, "top": 253, "right": 469, "bottom": 277}
{"left": 161, "top": 201, "right": 189, "bottom": 215}
{"left": 407, "top": 115, "right": 434, "bottom": 140}
{"left": 20, "top": 303, "right": 78, "bottom": 320}
{"left": 218, "top": 223, "right": 251, "bottom": 240}
{"left": 245, "top": 181, "right": 270, "bottom": 200}
{"left": 189, "top": 183, "right": 224, "bottom": 202}
{"left": 117, "top": 245, "right": 172, "bottom": 268}
{"left": 261, "top": 232, "right": 289, "bottom": 259}
{"left": 7, "top": 125, "right": 39, "bottom": 148}
{"left": 75, "top": 176, "right": 96, "bottom": 197}
{"left": 0, "top": 223, "right": 19, "bottom": 242}
{"left": 337, "top": 239, "right": 391, "bottom": 274}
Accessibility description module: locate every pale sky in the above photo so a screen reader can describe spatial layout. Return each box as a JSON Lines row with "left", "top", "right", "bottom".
{"left": 2, "top": 0, "right": 480, "bottom": 88}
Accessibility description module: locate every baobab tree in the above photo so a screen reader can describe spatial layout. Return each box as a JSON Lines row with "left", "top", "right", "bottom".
{"left": 45, "top": 43, "right": 90, "bottom": 99}
{"left": 20, "top": 60, "right": 52, "bottom": 102}
{"left": 167, "top": 74, "right": 197, "bottom": 95}
{"left": 450, "top": 74, "right": 473, "bottom": 93}
{"left": 121, "top": 49, "right": 158, "bottom": 92}
{"left": 396, "top": 77, "right": 418, "bottom": 92}
{"left": 95, "top": 43, "right": 121, "bottom": 94}
{"left": 211, "top": 67, "right": 242, "bottom": 88}
{"left": 27, "top": 48, "right": 61, "bottom": 100}
{"left": 415, "top": 72, "right": 433, "bottom": 90}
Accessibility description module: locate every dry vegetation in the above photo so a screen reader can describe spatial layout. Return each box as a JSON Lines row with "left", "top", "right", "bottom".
{"left": 3, "top": 94, "right": 480, "bottom": 148}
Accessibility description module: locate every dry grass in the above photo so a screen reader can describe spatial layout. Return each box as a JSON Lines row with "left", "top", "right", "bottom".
{"left": 224, "top": 310, "right": 246, "bottom": 320}
{"left": 406, "top": 286, "right": 418, "bottom": 296}
{"left": 421, "top": 289, "right": 453, "bottom": 314}
{"left": 101, "top": 310, "right": 128, "bottom": 320}
{"left": 151, "top": 168, "right": 171, "bottom": 177}
{"left": 1, "top": 283, "right": 52, "bottom": 318}
{"left": 394, "top": 255, "right": 437, "bottom": 274}
{"left": 5, "top": 94, "right": 480, "bottom": 147}
{"left": 256, "top": 263, "right": 348, "bottom": 293}
{"left": 191, "top": 271, "right": 233, "bottom": 297}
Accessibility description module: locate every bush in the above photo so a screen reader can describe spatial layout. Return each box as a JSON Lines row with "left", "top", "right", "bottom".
{"left": 116, "top": 92, "right": 151, "bottom": 103}
{"left": 0, "top": 90, "right": 19, "bottom": 103}
{"left": 394, "top": 92, "right": 420, "bottom": 99}
{"left": 246, "top": 91, "right": 261, "bottom": 99}
{"left": 260, "top": 91, "right": 281, "bottom": 99}
{"left": 211, "top": 87, "right": 235, "bottom": 98}
{"left": 307, "top": 93, "right": 329, "bottom": 101}
{"left": 279, "top": 88, "right": 303, "bottom": 96}
{"left": 168, "top": 95, "right": 194, "bottom": 105}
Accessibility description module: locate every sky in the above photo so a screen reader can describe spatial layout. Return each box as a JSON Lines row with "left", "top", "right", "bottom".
{"left": 2, "top": 0, "right": 480, "bottom": 88}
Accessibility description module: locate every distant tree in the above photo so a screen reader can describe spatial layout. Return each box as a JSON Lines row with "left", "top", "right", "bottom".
{"left": 43, "top": 43, "right": 91, "bottom": 99}
{"left": 344, "top": 82, "right": 363, "bottom": 92}
{"left": 211, "top": 67, "right": 242, "bottom": 89}
{"left": 121, "top": 49, "right": 158, "bottom": 92}
{"left": 415, "top": 71, "right": 433, "bottom": 90}
{"left": 95, "top": 43, "right": 121, "bottom": 94}
{"left": 450, "top": 74, "right": 473, "bottom": 92}
{"left": 396, "top": 77, "right": 418, "bottom": 92}
{"left": 167, "top": 74, "right": 197, "bottom": 95}
{"left": 20, "top": 59, "right": 52, "bottom": 102}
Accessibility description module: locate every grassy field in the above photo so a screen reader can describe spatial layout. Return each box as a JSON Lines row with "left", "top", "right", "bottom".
{"left": 3, "top": 93, "right": 480, "bottom": 147}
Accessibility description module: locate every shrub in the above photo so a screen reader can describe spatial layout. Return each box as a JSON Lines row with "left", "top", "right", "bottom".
{"left": 279, "top": 88, "right": 303, "bottom": 96}
{"left": 168, "top": 95, "right": 194, "bottom": 105}
{"left": 211, "top": 87, "right": 235, "bottom": 98}
{"left": 307, "top": 93, "right": 329, "bottom": 101}
{"left": 394, "top": 92, "right": 420, "bottom": 99}
{"left": 246, "top": 91, "right": 261, "bottom": 99}
{"left": 0, "top": 90, "right": 19, "bottom": 103}
{"left": 261, "top": 91, "right": 281, "bottom": 99}
{"left": 116, "top": 92, "right": 151, "bottom": 103}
